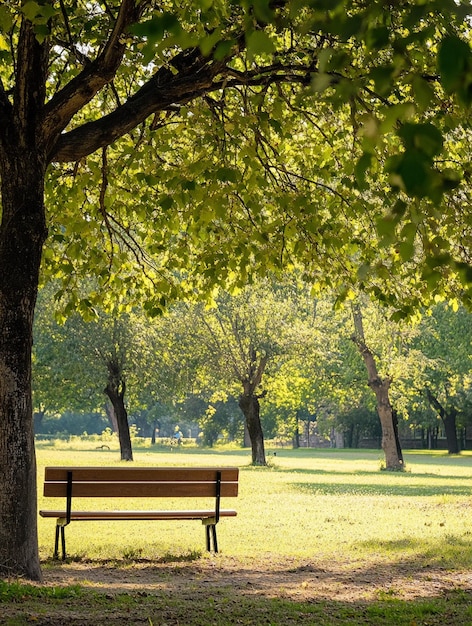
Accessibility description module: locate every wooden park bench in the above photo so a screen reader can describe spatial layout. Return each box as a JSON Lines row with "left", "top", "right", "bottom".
{"left": 39, "top": 466, "right": 239, "bottom": 560}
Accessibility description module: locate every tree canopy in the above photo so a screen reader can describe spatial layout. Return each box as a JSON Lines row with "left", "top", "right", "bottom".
{"left": 4, "top": 0, "right": 472, "bottom": 312}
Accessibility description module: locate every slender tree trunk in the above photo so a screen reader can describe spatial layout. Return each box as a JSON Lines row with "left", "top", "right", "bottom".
{"left": 104, "top": 365, "right": 133, "bottom": 461}
{"left": 239, "top": 392, "right": 266, "bottom": 465}
{"left": 151, "top": 420, "right": 158, "bottom": 444}
{"left": 34, "top": 409, "right": 45, "bottom": 433}
{"left": 392, "top": 409, "right": 404, "bottom": 461}
{"left": 351, "top": 304, "right": 404, "bottom": 471}
{"left": 425, "top": 389, "right": 459, "bottom": 454}
{"left": 294, "top": 421, "right": 300, "bottom": 449}
{"left": 0, "top": 159, "right": 47, "bottom": 580}
{"left": 443, "top": 411, "right": 460, "bottom": 454}
{"left": 105, "top": 401, "right": 119, "bottom": 433}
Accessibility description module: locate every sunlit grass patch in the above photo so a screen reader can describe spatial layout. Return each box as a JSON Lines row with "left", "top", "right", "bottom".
{"left": 36, "top": 443, "right": 472, "bottom": 568}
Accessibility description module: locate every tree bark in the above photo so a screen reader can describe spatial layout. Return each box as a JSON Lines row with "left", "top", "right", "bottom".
{"left": 105, "top": 401, "right": 119, "bottom": 433}
{"left": 239, "top": 392, "right": 266, "bottom": 465}
{"left": 0, "top": 14, "right": 51, "bottom": 580}
{"left": 0, "top": 151, "right": 48, "bottom": 582}
{"left": 104, "top": 365, "right": 133, "bottom": 461}
{"left": 351, "top": 304, "right": 404, "bottom": 471}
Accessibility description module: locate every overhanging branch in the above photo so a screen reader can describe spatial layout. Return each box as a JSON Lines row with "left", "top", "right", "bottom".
{"left": 50, "top": 55, "right": 313, "bottom": 163}
{"left": 41, "top": 0, "right": 146, "bottom": 153}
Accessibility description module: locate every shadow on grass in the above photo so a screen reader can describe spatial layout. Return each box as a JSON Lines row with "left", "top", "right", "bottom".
{"left": 4, "top": 547, "right": 472, "bottom": 625}
{"left": 291, "top": 479, "right": 472, "bottom": 497}
{"left": 271, "top": 465, "right": 472, "bottom": 481}
{"left": 42, "top": 549, "right": 203, "bottom": 568}
{"left": 3, "top": 589, "right": 471, "bottom": 625}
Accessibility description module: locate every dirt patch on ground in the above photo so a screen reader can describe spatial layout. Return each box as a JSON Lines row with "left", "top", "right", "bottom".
{"left": 41, "top": 555, "right": 471, "bottom": 603}
{"left": 4, "top": 556, "right": 472, "bottom": 625}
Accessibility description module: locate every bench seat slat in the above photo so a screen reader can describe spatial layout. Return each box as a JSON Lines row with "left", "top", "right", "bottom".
{"left": 39, "top": 509, "right": 237, "bottom": 520}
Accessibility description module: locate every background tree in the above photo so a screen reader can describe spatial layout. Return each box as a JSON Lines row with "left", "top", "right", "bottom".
{"left": 262, "top": 296, "right": 343, "bottom": 446}
{"left": 185, "top": 279, "right": 313, "bottom": 464}
{"left": 34, "top": 299, "right": 159, "bottom": 460}
{"left": 351, "top": 302, "right": 405, "bottom": 470}
{"left": 412, "top": 304, "right": 472, "bottom": 453}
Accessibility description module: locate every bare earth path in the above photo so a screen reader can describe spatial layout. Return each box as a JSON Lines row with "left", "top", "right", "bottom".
{"left": 43, "top": 555, "right": 471, "bottom": 601}
{"left": 4, "top": 556, "right": 472, "bottom": 625}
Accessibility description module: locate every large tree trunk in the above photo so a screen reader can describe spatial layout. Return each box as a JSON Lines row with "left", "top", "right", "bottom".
{"left": 0, "top": 162, "right": 47, "bottom": 580}
{"left": 104, "top": 365, "right": 133, "bottom": 461}
{"left": 425, "top": 389, "right": 459, "bottom": 454}
{"left": 351, "top": 304, "right": 404, "bottom": 471}
{"left": 239, "top": 392, "right": 266, "bottom": 465}
{"left": 0, "top": 17, "right": 49, "bottom": 580}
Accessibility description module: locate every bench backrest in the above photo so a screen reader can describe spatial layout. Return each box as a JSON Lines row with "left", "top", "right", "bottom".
{"left": 43, "top": 467, "right": 239, "bottom": 498}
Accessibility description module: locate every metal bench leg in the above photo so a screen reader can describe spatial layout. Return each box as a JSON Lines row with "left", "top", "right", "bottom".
{"left": 54, "top": 526, "right": 60, "bottom": 559}
{"left": 212, "top": 525, "right": 218, "bottom": 554}
{"left": 60, "top": 525, "right": 67, "bottom": 560}
{"left": 205, "top": 524, "right": 218, "bottom": 553}
{"left": 54, "top": 521, "right": 68, "bottom": 560}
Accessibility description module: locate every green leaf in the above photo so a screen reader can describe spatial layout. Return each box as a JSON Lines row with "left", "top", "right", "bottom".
{"left": 21, "top": 1, "right": 57, "bottom": 22}
{"left": 311, "top": 73, "right": 333, "bottom": 93}
{"left": 159, "top": 196, "right": 174, "bottom": 211}
{"left": 390, "top": 151, "right": 429, "bottom": 196}
{"left": 398, "top": 222, "right": 417, "bottom": 261}
{"left": 398, "top": 240, "right": 415, "bottom": 262}
{"left": 131, "top": 13, "right": 180, "bottom": 42}
{"left": 246, "top": 31, "right": 275, "bottom": 60}
{"left": 365, "top": 26, "right": 389, "bottom": 50}
{"left": 199, "top": 29, "right": 222, "bottom": 56}
{"left": 21, "top": 1, "right": 42, "bottom": 21}
{"left": 252, "top": 0, "right": 274, "bottom": 24}
{"left": 369, "top": 66, "right": 395, "bottom": 96}
{"left": 397, "top": 123, "right": 443, "bottom": 158}
{"left": 214, "top": 39, "right": 235, "bottom": 61}
{"left": 214, "top": 167, "right": 239, "bottom": 183}
{"left": 375, "top": 216, "right": 396, "bottom": 246}
{"left": 0, "top": 6, "right": 13, "bottom": 32}
{"left": 438, "top": 35, "right": 472, "bottom": 106}
{"left": 197, "top": 0, "right": 214, "bottom": 10}
{"left": 412, "top": 77, "right": 435, "bottom": 111}
{"left": 354, "top": 153, "right": 372, "bottom": 189}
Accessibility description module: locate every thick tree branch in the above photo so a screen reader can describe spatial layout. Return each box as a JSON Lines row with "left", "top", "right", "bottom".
{"left": 41, "top": 0, "right": 146, "bottom": 154}
{"left": 424, "top": 387, "right": 446, "bottom": 420}
{"left": 252, "top": 353, "right": 268, "bottom": 389}
{"left": 50, "top": 48, "right": 228, "bottom": 162}
{"left": 50, "top": 52, "right": 313, "bottom": 163}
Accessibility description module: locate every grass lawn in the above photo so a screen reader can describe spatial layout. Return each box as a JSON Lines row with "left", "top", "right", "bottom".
{"left": 2, "top": 441, "right": 472, "bottom": 624}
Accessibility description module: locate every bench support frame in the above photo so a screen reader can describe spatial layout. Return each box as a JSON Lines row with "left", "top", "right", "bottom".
{"left": 48, "top": 469, "right": 226, "bottom": 560}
